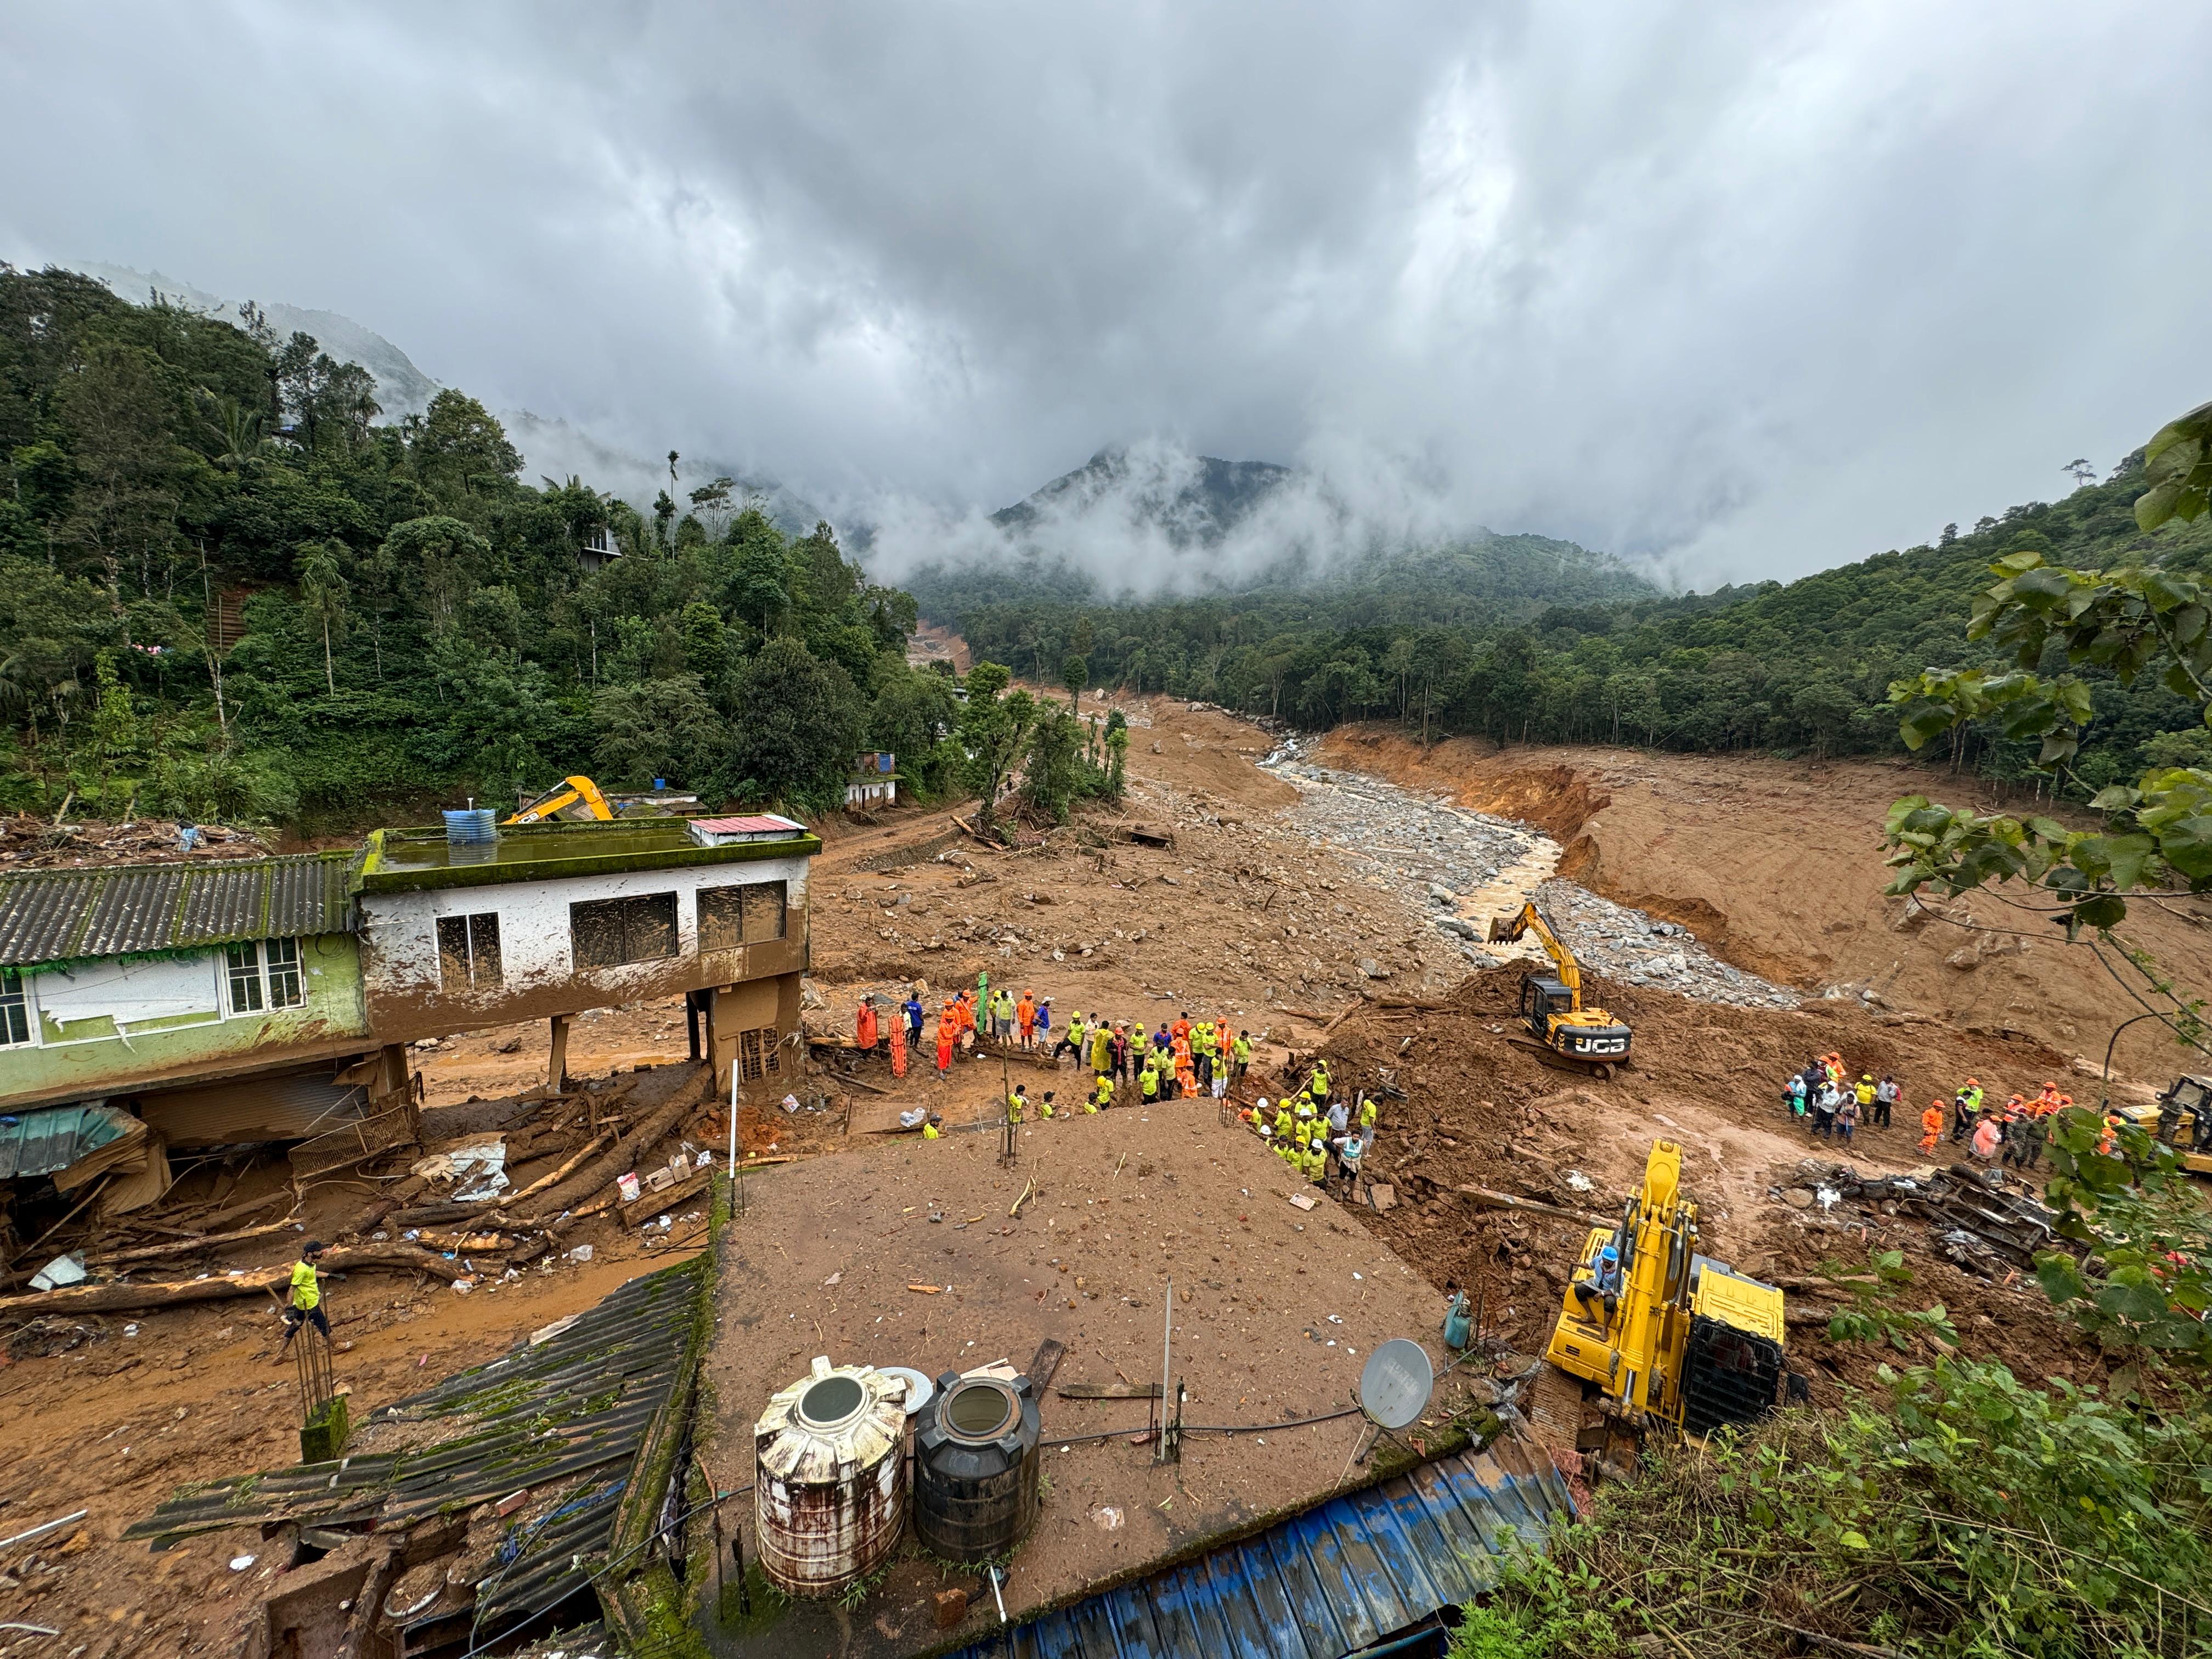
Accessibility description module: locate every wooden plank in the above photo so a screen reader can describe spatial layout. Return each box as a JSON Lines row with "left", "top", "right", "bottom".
{"left": 619, "top": 1167, "right": 711, "bottom": 1228}
{"left": 1057, "top": 1381, "right": 1162, "bottom": 1400}
{"left": 1025, "top": 1338, "right": 1066, "bottom": 1391}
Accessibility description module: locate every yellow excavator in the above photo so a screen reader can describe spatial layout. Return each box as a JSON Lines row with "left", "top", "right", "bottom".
{"left": 1487, "top": 900, "right": 1633, "bottom": 1077}
{"left": 506, "top": 775, "right": 617, "bottom": 825}
{"left": 1547, "top": 1140, "right": 1790, "bottom": 1437}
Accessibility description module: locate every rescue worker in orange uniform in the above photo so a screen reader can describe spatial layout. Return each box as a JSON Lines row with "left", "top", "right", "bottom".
{"left": 1920, "top": 1099, "right": 1945, "bottom": 1153}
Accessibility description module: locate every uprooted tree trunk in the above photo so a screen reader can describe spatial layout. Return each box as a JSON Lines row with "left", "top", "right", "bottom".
{"left": 0, "top": 1243, "right": 454, "bottom": 1317}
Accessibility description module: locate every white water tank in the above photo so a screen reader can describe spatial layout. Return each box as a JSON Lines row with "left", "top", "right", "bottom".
{"left": 754, "top": 1356, "right": 907, "bottom": 1598}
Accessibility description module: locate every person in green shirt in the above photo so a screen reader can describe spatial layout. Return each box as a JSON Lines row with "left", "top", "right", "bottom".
{"left": 278, "top": 1239, "right": 330, "bottom": 1355}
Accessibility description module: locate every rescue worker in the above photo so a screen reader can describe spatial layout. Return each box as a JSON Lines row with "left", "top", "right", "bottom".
{"left": 1039, "top": 1090, "right": 1057, "bottom": 1121}
{"left": 2018, "top": 1102, "right": 2051, "bottom": 1170}
{"left": 1274, "top": 1101, "right": 1296, "bottom": 1141}
{"left": 1920, "top": 1099, "right": 1945, "bottom": 1153}
{"left": 934, "top": 1019, "right": 954, "bottom": 1080}
{"left": 1035, "top": 998, "right": 1052, "bottom": 1051}
{"left": 1327, "top": 1097, "right": 1350, "bottom": 1139}
{"left": 1139, "top": 1059, "right": 1160, "bottom": 1103}
{"left": 1007, "top": 1084, "right": 1029, "bottom": 1125}
{"left": 1310, "top": 1060, "right": 1330, "bottom": 1103}
{"left": 1017, "top": 990, "right": 1037, "bottom": 1049}
{"left": 1088, "top": 1019, "right": 1113, "bottom": 1079}
{"left": 1855, "top": 1074, "right": 1876, "bottom": 1116}
{"left": 889, "top": 1015, "right": 907, "bottom": 1078}
{"left": 1057, "top": 1011, "right": 1087, "bottom": 1064}
{"left": 1231, "top": 1030, "right": 1252, "bottom": 1086}
{"left": 1359, "top": 1095, "right": 1378, "bottom": 1131}
{"left": 993, "top": 987, "right": 1017, "bottom": 1042}
{"left": 1951, "top": 1086, "right": 1977, "bottom": 1144}
{"left": 922, "top": 1111, "right": 943, "bottom": 1141}
{"left": 904, "top": 992, "right": 925, "bottom": 1046}
{"left": 856, "top": 997, "right": 879, "bottom": 1054}
{"left": 1874, "top": 1074, "right": 1899, "bottom": 1128}
{"left": 276, "top": 1240, "right": 330, "bottom": 1358}
{"left": 1131, "top": 1022, "right": 1152, "bottom": 1080}
{"left": 1091, "top": 1073, "right": 1113, "bottom": 1111}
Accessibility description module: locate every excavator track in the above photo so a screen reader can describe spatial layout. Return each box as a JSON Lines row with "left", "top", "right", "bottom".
{"left": 1506, "top": 1033, "right": 1616, "bottom": 1081}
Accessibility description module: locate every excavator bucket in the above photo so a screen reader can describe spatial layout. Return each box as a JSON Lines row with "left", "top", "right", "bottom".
{"left": 1487, "top": 913, "right": 1517, "bottom": 942}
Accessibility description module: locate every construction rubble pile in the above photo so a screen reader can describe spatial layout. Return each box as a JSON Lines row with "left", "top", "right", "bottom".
{"left": 0, "top": 814, "right": 271, "bottom": 869}
{"left": 1776, "top": 1157, "right": 2067, "bottom": 1273}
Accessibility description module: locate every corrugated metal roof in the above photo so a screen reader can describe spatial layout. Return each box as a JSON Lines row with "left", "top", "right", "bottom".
{"left": 0, "top": 1103, "right": 133, "bottom": 1179}
{"left": 952, "top": 1430, "right": 1574, "bottom": 1659}
{"left": 127, "top": 1258, "right": 703, "bottom": 1643}
{"left": 0, "top": 852, "right": 356, "bottom": 967}
{"left": 691, "top": 815, "right": 805, "bottom": 834}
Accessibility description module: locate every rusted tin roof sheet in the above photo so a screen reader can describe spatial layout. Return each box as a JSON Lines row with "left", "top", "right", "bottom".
{"left": 0, "top": 852, "right": 356, "bottom": 967}
{"left": 951, "top": 1429, "right": 1575, "bottom": 1659}
{"left": 126, "top": 1257, "right": 704, "bottom": 1642}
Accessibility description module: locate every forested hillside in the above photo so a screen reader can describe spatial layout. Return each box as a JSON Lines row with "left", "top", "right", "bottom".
{"left": 939, "top": 458, "right": 2212, "bottom": 792}
{"left": 0, "top": 266, "right": 965, "bottom": 831}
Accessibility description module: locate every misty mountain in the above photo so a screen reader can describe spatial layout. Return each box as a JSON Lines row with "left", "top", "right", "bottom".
{"left": 79, "top": 261, "right": 444, "bottom": 417}
{"left": 79, "top": 262, "right": 822, "bottom": 533}
{"left": 904, "top": 439, "right": 1656, "bottom": 623}
{"left": 991, "top": 447, "right": 1296, "bottom": 548}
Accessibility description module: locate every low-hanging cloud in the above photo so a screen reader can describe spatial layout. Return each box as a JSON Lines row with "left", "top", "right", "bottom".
{"left": 4, "top": 2, "right": 2208, "bottom": 592}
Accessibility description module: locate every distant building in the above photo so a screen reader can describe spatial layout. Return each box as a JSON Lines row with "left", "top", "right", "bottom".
{"left": 578, "top": 523, "right": 622, "bottom": 570}
{"left": 844, "top": 752, "right": 898, "bottom": 811}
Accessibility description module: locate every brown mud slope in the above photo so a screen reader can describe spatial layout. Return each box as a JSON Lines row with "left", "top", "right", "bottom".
{"left": 1319, "top": 965, "right": 2106, "bottom": 1403}
{"left": 1318, "top": 728, "right": 2212, "bottom": 1082}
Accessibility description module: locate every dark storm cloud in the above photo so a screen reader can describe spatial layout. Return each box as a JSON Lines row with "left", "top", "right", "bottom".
{"left": 4, "top": 2, "right": 2208, "bottom": 587}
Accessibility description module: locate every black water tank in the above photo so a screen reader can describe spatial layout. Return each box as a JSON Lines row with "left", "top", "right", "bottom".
{"left": 913, "top": 1372, "right": 1042, "bottom": 1564}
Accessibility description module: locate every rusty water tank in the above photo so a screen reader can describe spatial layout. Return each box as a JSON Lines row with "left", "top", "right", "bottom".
{"left": 754, "top": 1356, "right": 907, "bottom": 1598}
{"left": 912, "top": 1371, "right": 1042, "bottom": 1565}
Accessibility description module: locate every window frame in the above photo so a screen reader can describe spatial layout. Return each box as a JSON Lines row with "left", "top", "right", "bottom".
{"left": 569, "top": 891, "right": 681, "bottom": 969}
{"left": 224, "top": 939, "right": 309, "bottom": 1017}
{"left": 0, "top": 968, "right": 30, "bottom": 1047}
{"left": 225, "top": 941, "right": 266, "bottom": 1015}
{"left": 697, "top": 879, "right": 788, "bottom": 953}
{"left": 436, "top": 911, "right": 504, "bottom": 990}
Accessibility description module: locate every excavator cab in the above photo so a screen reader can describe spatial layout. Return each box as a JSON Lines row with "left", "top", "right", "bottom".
{"left": 1492, "top": 902, "right": 1633, "bottom": 1075}
{"left": 1547, "top": 1141, "right": 1788, "bottom": 1440}
{"left": 1521, "top": 978, "right": 1630, "bottom": 1062}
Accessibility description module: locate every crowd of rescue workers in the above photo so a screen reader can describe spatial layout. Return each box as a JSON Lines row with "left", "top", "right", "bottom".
{"left": 849, "top": 974, "right": 1376, "bottom": 1183}
{"left": 1784, "top": 1051, "right": 2112, "bottom": 1166}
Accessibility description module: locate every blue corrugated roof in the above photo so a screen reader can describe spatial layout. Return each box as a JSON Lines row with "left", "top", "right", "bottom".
{"left": 953, "top": 1429, "right": 1573, "bottom": 1659}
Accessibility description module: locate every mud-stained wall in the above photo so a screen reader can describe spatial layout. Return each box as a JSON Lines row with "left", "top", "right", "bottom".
{"left": 1, "top": 933, "right": 368, "bottom": 1111}
{"left": 358, "top": 855, "right": 812, "bottom": 1040}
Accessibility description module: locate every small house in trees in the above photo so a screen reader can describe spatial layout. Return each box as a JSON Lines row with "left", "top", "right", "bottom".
{"left": 844, "top": 752, "right": 898, "bottom": 810}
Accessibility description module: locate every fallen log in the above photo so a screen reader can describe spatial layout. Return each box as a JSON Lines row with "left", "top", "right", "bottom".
{"left": 1455, "top": 1185, "right": 1615, "bottom": 1230}
{"left": 0, "top": 1244, "right": 456, "bottom": 1316}
{"left": 838, "top": 1070, "right": 896, "bottom": 1096}
{"left": 512, "top": 1087, "right": 703, "bottom": 1227}
{"left": 87, "top": 1214, "right": 302, "bottom": 1267}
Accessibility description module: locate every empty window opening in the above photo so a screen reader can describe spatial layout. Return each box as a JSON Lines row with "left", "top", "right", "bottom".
{"left": 698, "top": 880, "right": 787, "bottom": 951}
{"left": 436, "top": 912, "right": 504, "bottom": 989}
{"left": 571, "top": 893, "right": 679, "bottom": 968}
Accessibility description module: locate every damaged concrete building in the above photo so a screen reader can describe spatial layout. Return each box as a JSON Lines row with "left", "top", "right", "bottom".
{"left": 0, "top": 812, "right": 820, "bottom": 1216}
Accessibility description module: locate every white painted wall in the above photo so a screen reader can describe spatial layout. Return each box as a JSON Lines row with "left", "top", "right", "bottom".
{"left": 358, "top": 854, "right": 812, "bottom": 998}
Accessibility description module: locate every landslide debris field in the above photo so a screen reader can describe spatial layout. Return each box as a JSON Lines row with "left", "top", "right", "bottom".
{"left": 2, "top": 696, "right": 2192, "bottom": 1655}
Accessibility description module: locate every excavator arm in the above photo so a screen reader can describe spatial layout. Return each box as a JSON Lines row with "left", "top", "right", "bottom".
{"left": 1487, "top": 900, "right": 1582, "bottom": 1006}
{"left": 506, "top": 775, "right": 616, "bottom": 826}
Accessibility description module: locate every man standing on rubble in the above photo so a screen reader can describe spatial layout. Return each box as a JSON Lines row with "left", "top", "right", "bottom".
{"left": 1874, "top": 1074, "right": 1899, "bottom": 1130}
{"left": 276, "top": 1240, "right": 330, "bottom": 1359}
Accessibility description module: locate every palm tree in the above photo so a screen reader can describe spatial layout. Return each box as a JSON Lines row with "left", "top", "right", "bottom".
{"left": 295, "top": 541, "right": 349, "bottom": 695}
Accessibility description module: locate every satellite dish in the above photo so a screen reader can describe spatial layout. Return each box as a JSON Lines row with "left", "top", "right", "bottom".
{"left": 1359, "top": 1338, "right": 1435, "bottom": 1431}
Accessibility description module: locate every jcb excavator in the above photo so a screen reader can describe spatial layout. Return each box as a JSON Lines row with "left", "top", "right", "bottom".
{"left": 1487, "top": 900, "right": 1632, "bottom": 1077}
{"left": 506, "top": 775, "right": 617, "bottom": 825}
{"left": 1547, "top": 1140, "right": 1790, "bottom": 1437}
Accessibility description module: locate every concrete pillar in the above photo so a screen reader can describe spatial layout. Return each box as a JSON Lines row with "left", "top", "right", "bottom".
{"left": 549, "top": 1013, "right": 571, "bottom": 1093}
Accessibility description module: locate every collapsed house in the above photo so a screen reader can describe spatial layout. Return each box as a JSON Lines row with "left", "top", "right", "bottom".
{"left": 0, "top": 813, "right": 820, "bottom": 1240}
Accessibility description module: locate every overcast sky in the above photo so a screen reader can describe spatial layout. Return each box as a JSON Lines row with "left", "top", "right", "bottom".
{"left": 5, "top": 2, "right": 2209, "bottom": 588}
